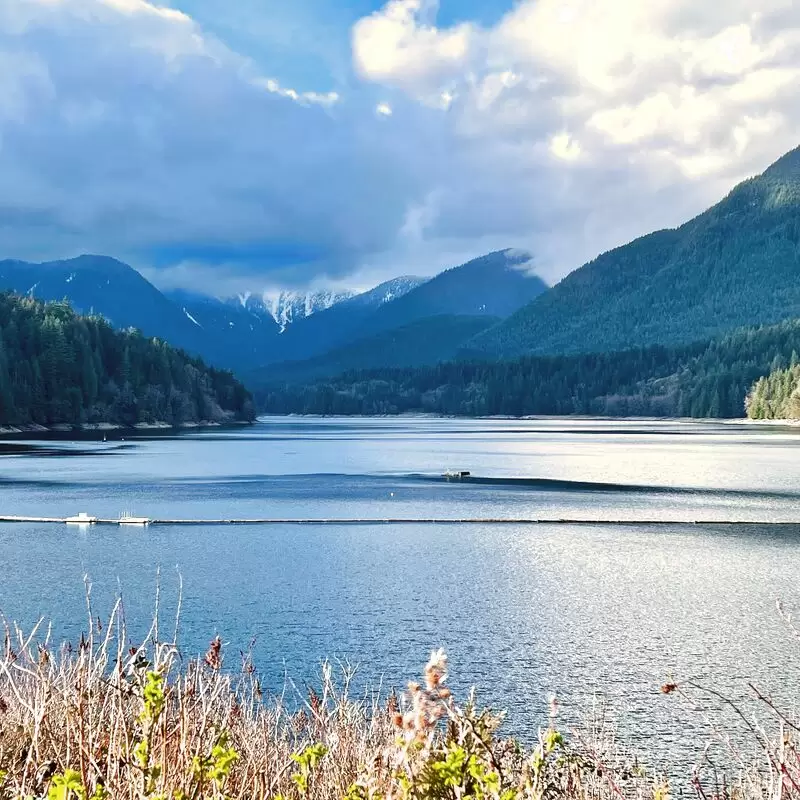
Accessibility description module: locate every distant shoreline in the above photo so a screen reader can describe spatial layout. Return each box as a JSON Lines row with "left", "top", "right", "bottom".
{"left": 0, "top": 420, "right": 254, "bottom": 437}
{"left": 258, "top": 412, "right": 800, "bottom": 426}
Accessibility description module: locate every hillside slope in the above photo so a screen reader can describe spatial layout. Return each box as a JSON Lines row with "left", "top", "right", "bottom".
{"left": 257, "top": 317, "right": 800, "bottom": 419}
{"left": 252, "top": 314, "right": 496, "bottom": 386}
{"left": 369, "top": 250, "right": 545, "bottom": 333}
{"left": 0, "top": 293, "right": 254, "bottom": 427}
{"left": 468, "top": 146, "right": 800, "bottom": 358}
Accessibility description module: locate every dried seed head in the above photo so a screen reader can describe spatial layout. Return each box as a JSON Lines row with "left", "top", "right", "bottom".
{"left": 204, "top": 636, "right": 222, "bottom": 671}
{"left": 308, "top": 686, "right": 321, "bottom": 714}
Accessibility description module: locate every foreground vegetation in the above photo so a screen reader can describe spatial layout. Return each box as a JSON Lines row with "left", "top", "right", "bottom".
{"left": 257, "top": 318, "right": 800, "bottom": 419}
{"left": 0, "top": 294, "right": 254, "bottom": 427}
{"left": 0, "top": 605, "right": 797, "bottom": 800}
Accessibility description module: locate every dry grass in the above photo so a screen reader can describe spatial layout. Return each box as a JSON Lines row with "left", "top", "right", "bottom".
{"left": 0, "top": 599, "right": 797, "bottom": 800}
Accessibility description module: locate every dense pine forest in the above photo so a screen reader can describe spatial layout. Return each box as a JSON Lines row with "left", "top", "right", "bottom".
{"left": 257, "top": 318, "right": 800, "bottom": 419}
{"left": 0, "top": 293, "right": 254, "bottom": 427}
{"left": 746, "top": 364, "right": 800, "bottom": 419}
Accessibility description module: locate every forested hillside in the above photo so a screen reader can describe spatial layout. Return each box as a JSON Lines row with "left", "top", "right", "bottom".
{"left": 257, "top": 318, "right": 800, "bottom": 419}
{"left": 0, "top": 293, "right": 254, "bottom": 427}
{"left": 467, "top": 145, "right": 800, "bottom": 358}
{"left": 249, "top": 315, "right": 496, "bottom": 386}
{"left": 746, "top": 364, "right": 800, "bottom": 419}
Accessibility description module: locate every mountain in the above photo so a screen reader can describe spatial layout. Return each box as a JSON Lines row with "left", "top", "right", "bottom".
{"left": 467, "top": 146, "right": 800, "bottom": 359}
{"left": 266, "top": 251, "right": 546, "bottom": 365}
{"left": 0, "top": 293, "right": 254, "bottom": 427}
{"left": 0, "top": 250, "right": 544, "bottom": 374}
{"left": 252, "top": 314, "right": 496, "bottom": 387}
{"left": 252, "top": 275, "right": 429, "bottom": 364}
{"left": 0, "top": 255, "right": 212, "bottom": 357}
{"left": 367, "top": 250, "right": 544, "bottom": 332}
{"left": 169, "top": 277, "right": 426, "bottom": 368}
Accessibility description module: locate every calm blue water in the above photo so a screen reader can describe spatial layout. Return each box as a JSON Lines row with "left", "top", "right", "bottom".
{"left": 2, "top": 416, "right": 800, "bottom": 771}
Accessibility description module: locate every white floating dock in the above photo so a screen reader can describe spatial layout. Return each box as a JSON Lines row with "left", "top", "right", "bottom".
{"left": 65, "top": 512, "right": 98, "bottom": 524}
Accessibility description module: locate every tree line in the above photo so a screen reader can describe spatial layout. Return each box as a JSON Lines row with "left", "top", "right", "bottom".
{"left": 256, "top": 317, "right": 800, "bottom": 419}
{"left": 0, "top": 293, "right": 254, "bottom": 427}
{"left": 746, "top": 363, "right": 800, "bottom": 419}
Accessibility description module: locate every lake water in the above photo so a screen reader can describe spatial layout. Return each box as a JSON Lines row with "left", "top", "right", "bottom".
{"left": 2, "top": 416, "right": 800, "bottom": 774}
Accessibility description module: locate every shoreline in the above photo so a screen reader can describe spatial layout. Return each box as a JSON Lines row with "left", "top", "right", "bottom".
{"left": 0, "top": 419, "right": 254, "bottom": 438}
{"left": 259, "top": 412, "right": 800, "bottom": 425}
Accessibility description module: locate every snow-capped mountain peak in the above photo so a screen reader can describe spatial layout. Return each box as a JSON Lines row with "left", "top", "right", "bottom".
{"left": 231, "top": 289, "right": 356, "bottom": 332}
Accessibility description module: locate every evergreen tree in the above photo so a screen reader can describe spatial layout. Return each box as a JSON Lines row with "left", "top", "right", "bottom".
{"left": 0, "top": 293, "right": 255, "bottom": 427}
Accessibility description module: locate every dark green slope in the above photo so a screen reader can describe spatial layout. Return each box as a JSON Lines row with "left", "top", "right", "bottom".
{"left": 250, "top": 314, "right": 496, "bottom": 387}
{"left": 0, "top": 293, "right": 254, "bottom": 427}
{"left": 468, "top": 146, "right": 800, "bottom": 358}
{"left": 258, "top": 316, "right": 800, "bottom": 419}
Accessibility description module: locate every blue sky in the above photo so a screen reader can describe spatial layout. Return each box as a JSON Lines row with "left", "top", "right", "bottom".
{"left": 170, "top": 0, "right": 510, "bottom": 87}
{"left": 0, "top": 0, "right": 798, "bottom": 295}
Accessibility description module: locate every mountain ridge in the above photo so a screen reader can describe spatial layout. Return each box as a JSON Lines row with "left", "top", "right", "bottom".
{"left": 245, "top": 250, "right": 547, "bottom": 367}
{"left": 0, "top": 251, "right": 543, "bottom": 373}
{"left": 466, "top": 146, "right": 800, "bottom": 359}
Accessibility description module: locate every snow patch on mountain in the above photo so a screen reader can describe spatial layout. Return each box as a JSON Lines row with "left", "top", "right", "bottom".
{"left": 350, "top": 276, "right": 426, "bottom": 308}
{"left": 236, "top": 289, "right": 356, "bottom": 332}
{"left": 183, "top": 308, "right": 202, "bottom": 328}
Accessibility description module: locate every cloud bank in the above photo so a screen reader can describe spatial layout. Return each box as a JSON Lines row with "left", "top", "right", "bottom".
{"left": 0, "top": 0, "right": 799, "bottom": 292}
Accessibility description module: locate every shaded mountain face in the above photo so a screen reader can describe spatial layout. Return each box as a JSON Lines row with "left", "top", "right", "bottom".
{"left": 266, "top": 251, "right": 546, "bottom": 365}
{"left": 370, "top": 250, "right": 545, "bottom": 330}
{"left": 170, "top": 276, "right": 427, "bottom": 368}
{"left": 250, "top": 275, "right": 430, "bottom": 364}
{"left": 0, "top": 255, "right": 210, "bottom": 357}
{"left": 467, "top": 145, "right": 800, "bottom": 359}
{"left": 251, "top": 314, "right": 497, "bottom": 387}
{"left": 163, "top": 289, "right": 281, "bottom": 367}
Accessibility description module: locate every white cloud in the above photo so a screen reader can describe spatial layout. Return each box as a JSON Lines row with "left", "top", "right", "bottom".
{"left": 349, "top": 0, "right": 800, "bottom": 281}
{"left": 550, "top": 133, "right": 581, "bottom": 162}
{"left": 253, "top": 77, "right": 340, "bottom": 107}
{"left": 352, "top": 0, "right": 473, "bottom": 103}
{"left": 1, "top": 0, "right": 800, "bottom": 294}
{"left": 0, "top": 0, "right": 423, "bottom": 287}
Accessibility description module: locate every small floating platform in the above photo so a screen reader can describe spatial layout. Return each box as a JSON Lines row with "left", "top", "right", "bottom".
{"left": 65, "top": 512, "right": 98, "bottom": 525}
{"left": 442, "top": 470, "right": 471, "bottom": 480}
{"left": 118, "top": 516, "right": 151, "bottom": 526}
